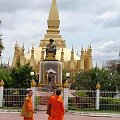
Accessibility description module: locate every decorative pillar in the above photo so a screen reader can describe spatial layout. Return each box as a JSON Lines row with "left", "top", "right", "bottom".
{"left": 0, "top": 80, "right": 4, "bottom": 107}
{"left": 63, "top": 80, "right": 69, "bottom": 110}
{"left": 96, "top": 82, "right": 100, "bottom": 110}
{"left": 31, "top": 79, "right": 36, "bottom": 110}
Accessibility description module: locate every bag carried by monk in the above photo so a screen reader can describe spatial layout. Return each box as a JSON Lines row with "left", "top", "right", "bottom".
{"left": 21, "top": 99, "right": 32, "bottom": 118}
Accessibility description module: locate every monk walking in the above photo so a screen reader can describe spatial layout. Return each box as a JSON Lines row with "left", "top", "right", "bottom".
{"left": 21, "top": 90, "right": 34, "bottom": 120}
{"left": 47, "top": 89, "right": 65, "bottom": 120}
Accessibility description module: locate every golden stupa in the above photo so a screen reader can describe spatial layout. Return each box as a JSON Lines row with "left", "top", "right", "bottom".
{"left": 12, "top": 0, "right": 93, "bottom": 73}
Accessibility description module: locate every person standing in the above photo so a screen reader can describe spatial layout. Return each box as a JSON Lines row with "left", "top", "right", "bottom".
{"left": 47, "top": 89, "right": 64, "bottom": 120}
{"left": 47, "top": 88, "right": 57, "bottom": 120}
{"left": 21, "top": 90, "right": 34, "bottom": 120}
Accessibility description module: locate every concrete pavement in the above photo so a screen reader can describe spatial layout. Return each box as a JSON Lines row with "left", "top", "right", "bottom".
{"left": 0, "top": 111, "right": 120, "bottom": 120}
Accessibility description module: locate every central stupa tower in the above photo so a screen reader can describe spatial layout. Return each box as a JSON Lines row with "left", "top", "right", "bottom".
{"left": 39, "top": 0, "right": 66, "bottom": 48}
{"left": 11, "top": 0, "right": 93, "bottom": 73}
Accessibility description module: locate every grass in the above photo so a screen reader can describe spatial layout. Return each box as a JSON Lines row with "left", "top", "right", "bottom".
{"left": 68, "top": 107, "right": 120, "bottom": 114}
{"left": 0, "top": 107, "right": 21, "bottom": 110}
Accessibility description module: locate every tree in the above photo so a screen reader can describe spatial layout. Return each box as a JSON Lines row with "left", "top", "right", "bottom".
{"left": 105, "top": 59, "right": 120, "bottom": 74}
{"left": 71, "top": 70, "right": 91, "bottom": 90}
{"left": 10, "top": 64, "right": 33, "bottom": 88}
{"left": 0, "top": 64, "right": 12, "bottom": 88}
{"left": 71, "top": 68, "right": 120, "bottom": 91}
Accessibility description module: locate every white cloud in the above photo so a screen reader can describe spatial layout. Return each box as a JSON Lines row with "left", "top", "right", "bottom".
{"left": 0, "top": 0, "right": 120, "bottom": 67}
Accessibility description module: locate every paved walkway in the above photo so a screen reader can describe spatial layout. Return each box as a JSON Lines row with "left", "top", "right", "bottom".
{"left": 0, "top": 111, "right": 120, "bottom": 120}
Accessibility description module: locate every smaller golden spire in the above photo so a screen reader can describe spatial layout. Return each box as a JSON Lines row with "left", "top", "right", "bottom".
{"left": 28, "top": 49, "right": 29, "bottom": 53}
{"left": 60, "top": 48, "right": 64, "bottom": 61}
{"left": 71, "top": 45, "right": 74, "bottom": 60}
{"left": 31, "top": 44, "right": 34, "bottom": 59}
{"left": 90, "top": 43, "right": 92, "bottom": 48}
{"left": 15, "top": 41, "right": 17, "bottom": 46}
{"left": 32, "top": 43, "right": 34, "bottom": 49}
{"left": 81, "top": 45, "right": 84, "bottom": 51}
{"left": 72, "top": 45, "right": 74, "bottom": 51}
{"left": 22, "top": 43, "right": 24, "bottom": 49}
{"left": 62, "top": 47, "right": 64, "bottom": 52}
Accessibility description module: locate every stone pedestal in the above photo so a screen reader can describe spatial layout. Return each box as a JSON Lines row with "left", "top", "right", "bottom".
{"left": 39, "top": 60, "right": 62, "bottom": 91}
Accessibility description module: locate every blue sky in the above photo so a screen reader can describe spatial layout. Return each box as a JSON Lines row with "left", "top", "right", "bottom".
{"left": 0, "top": 0, "right": 120, "bottom": 67}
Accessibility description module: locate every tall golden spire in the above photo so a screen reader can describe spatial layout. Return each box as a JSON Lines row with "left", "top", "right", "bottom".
{"left": 39, "top": 0, "right": 66, "bottom": 48}
{"left": 47, "top": 0, "right": 60, "bottom": 33}
{"left": 48, "top": 0, "right": 59, "bottom": 21}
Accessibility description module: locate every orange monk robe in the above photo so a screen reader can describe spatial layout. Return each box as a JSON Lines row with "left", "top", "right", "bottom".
{"left": 48, "top": 95, "right": 64, "bottom": 120}
{"left": 23, "top": 97, "right": 34, "bottom": 120}
{"left": 48, "top": 115, "right": 52, "bottom": 120}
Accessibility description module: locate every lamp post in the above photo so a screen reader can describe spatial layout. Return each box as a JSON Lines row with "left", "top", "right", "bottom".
{"left": 65, "top": 73, "right": 70, "bottom": 89}
{"left": 30, "top": 72, "right": 36, "bottom": 110}
{"left": 30, "top": 71, "right": 34, "bottom": 77}
{"left": 30, "top": 72, "right": 36, "bottom": 87}
{"left": 63, "top": 73, "right": 70, "bottom": 110}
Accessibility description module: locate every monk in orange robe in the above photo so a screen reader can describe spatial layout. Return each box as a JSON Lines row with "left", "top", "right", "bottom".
{"left": 47, "top": 88, "right": 57, "bottom": 120}
{"left": 47, "top": 89, "right": 64, "bottom": 120}
{"left": 21, "top": 90, "right": 34, "bottom": 120}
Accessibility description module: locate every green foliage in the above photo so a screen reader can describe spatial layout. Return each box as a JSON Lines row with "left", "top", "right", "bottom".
{"left": 100, "top": 97, "right": 120, "bottom": 111}
{"left": 0, "top": 63, "right": 38, "bottom": 88}
{"left": 71, "top": 68, "right": 120, "bottom": 91}
{"left": 10, "top": 64, "right": 33, "bottom": 88}
{"left": 35, "top": 96, "right": 40, "bottom": 110}
{"left": 75, "top": 90, "right": 87, "bottom": 97}
{"left": 71, "top": 70, "right": 91, "bottom": 90}
{"left": 0, "top": 65, "right": 12, "bottom": 88}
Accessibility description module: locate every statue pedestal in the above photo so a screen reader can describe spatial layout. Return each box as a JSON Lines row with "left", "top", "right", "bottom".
{"left": 45, "top": 53, "right": 57, "bottom": 61}
{"left": 39, "top": 60, "right": 62, "bottom": 91}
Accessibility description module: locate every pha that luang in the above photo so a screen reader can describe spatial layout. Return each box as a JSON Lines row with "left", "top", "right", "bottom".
{"left": 12, "top": 0, "right": 93, "bottom": 75}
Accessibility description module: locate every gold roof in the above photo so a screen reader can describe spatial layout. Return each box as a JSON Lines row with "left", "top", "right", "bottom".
{"left": 25, "top": 47, "right": 80, "bottom": 64}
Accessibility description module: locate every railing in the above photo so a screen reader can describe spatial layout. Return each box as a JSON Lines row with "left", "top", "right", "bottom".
{"left": 1, "top": 87, "right": 120, "bottom": 111}
{"left": 68, "top": 90, "right": 96, "bottom": 111}
{"left": 3, "top": 88, "right": 27, "bottom": 108}
{"left": 100, "top": 91, "right": 120, "bottom": 111}
{"left": 68, "top": 90, "right": 120, "bottom": 111}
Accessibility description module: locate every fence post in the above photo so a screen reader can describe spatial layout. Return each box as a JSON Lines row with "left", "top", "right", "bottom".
{"left": 96, "top": 83, "right": 100, "bottom": 110}
{"left": 31, "top": 79, "right": 36, "bottom": 110}
{"left": 0, "top": 80, "right": 4, "bottom": 107}
{"left": 63, "top": 82, "right": 69, "bottom": 110}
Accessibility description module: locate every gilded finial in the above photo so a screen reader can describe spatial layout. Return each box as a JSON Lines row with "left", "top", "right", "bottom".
{"left": 28, "top": 49, "right": 29, "bottom": 53}
{"left": 90, "top": 43, "right": 92, "bottom": 49}
{"left": 32, "top": 43, "right": 34, "bottom": 49}
{"left": 22, "top": 43, "right": 24, "bottom": 49}
{"left": 0, "top": 80, "right": 4, "bottom": 87}
{"left": 81, "top": 45, "right": 84, "bottom": 51}
{"left": 31, "top": 79, "right": 36, "bottom": 87}
{"left": 96, "top": 83, "right": 100, "bottom": 90}
{"left": 72, "top": 45, "right": 74, "bottom": 52}
{"left": 15, "top": 41, "right": 18, "bottom": 47}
